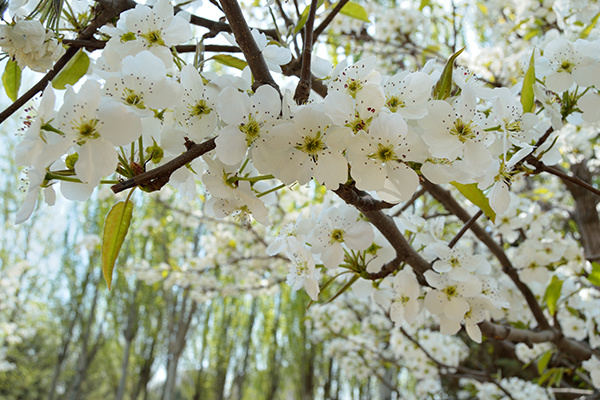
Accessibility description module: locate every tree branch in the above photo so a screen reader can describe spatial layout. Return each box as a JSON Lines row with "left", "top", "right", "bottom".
{"left": 334, "top": 183, "right": 431, "bottom": 279}
{"left": 111, "top": 138, "right": 216, "bottom": 193}
{"left": 218, "top": 0, "right": 280, "bottom": 92}
{"left": 0, "top": 0, "right": 133, "bottom": 123}
{"left": 526, "top": 155, "right": 600, "bottom": 198}
{"left": 63, "top": 39, "right": 242, "bottom": 53}
{"left": 423, "top": 180, "right": 551, "bottom": 331}
{"left": 293, "top": 0, "right": 318, "bottom": 104}
{"left": 312, "top": 0, "right": 349, "bottom": 42}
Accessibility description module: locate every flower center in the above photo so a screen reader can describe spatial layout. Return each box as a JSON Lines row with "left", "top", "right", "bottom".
{"left": 450, "top": 119, "right": 476, "bottom": 142}
{"left": 240, "top": 116, "right": 261, "bottom": 146}
{"left": 329, "top": 228, "right": 345, "bottom": 243}
{"left": 141, "top": 30, "right": 165, "bottom": 47}
{"left": 345, "top": 79, "right": 363, "bottom": 98}
{"left": 368, "top": 143, "right": 396, "bottom": 163}
{"left": 189, "top": 99, "right": 211, "bottom": 118}
{"left": 386, "top": 96, "right": 405, "bottom": 113}
{"left": 443, "top": 285, "right": 458, "bottom": 298}
{"left": 557, "top": 59, "right": 574, "bottom": 73}
{"left": 122, "top": 88, "right": 144, "bottom": 108}
{"left": 295, "top": 131, "right": 327, "bottom": 162}
{"left": 72, "top": 117, "right": 100, "bottom": 145}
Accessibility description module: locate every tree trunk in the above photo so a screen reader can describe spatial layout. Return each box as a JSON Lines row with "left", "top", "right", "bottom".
{"left": 116, "top": 283, "right": 140, "bottom": 400}
{"left": 192, "top": 304, "right": 212, "bottom": 400}
{"left": 161, "top": 289, "right": 197, "bottom": 400}
{"left": 232, "top": 298, "right": 257, "bottom": 400}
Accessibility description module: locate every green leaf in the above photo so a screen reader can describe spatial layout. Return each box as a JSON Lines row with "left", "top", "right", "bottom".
{"left": 580, "top": 12, "right": 600, "bottom": 39}
{"left": 450, "top": 181, "right": 497, "bottom": 223}
{"left": 521, "top": 51, "right": 536, "bottom": 113}
{"left": 339, "top": 1, "right": 370, "bottom": 22}
{"left": 537, "top": 350, "right": 553, "bottom": 375}
{"left": 587, "top": 262, "right": 600, "bottom": 285}
{"left": 419, "top": 0, "right": 432, "bottom": 11}
{"left": 433, "top": 46, "right": 465, "bottom": 100}
{"left": 294, "top": 0, "right": 324, "bottom": 34}
{"left": 543, "top": 276, "right": 563, "bottom": 316}
{"left": 101, "top": 200, "right": 134, "bottom": 289}
{"left": 2, "top": 59, "right": 21, "bottom": 102}
{"left": 538, "top": 369, "right": 554, "bottom": 386}
{"left": 212, "top": 54, "right": 248, "bottom": 70}
{"left": 52, "top": 49, "right": 89, "bottom": 90}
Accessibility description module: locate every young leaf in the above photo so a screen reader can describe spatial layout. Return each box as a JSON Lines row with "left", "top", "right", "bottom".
{"left": 450, "top": 181, "right": 497, "bottom": 223}
{"left": 537, "top": 350, "right": 553, "bottom": 375}
{"left": 588, "top": 262, "right": 600, "bottom": 286}
{"left": 2, "top": 59, "right": 21, "bottom": 102}
{"left": 543, "top": 276, "right": 563, "bottom": 316}
{"left": 521, "top": 51, "right": 536, "bottom": 113}
{"left": 434, "top": 46, "right": 465, "bottom": 100}
{"left": 52, "top": 49, "right": 90, "bottom": 90}
{"left": 101, "top": 200, "right": 134, "bottom": 289}
{"left": 294, "top": 0, "right": 324, "bottom": 34}
{"left": 580, "top": 12, "right": 600, "bottom": 39}
{"left": 212, "top": 54, "right": 248, "bottom": 70}
{"left": 339, "top": 1, "right": 370, "bottom": 22}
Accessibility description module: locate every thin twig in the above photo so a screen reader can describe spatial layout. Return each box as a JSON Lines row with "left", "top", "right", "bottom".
{"left": 448, "top": 209, "right": 482, "bottom": 248}
{"left": 392, "top": 186, "right": 425, "bottom": 217}
{"left": 111, "top": 138, "right": 216, "bottom": 193}
{"left": 526, "top": 155, "right": 600, "bottom": 198}
{"left": 293, "top": 0, "right": 319, "bottom": 104}
{"left": 312, "top": 0, "right": 350, "bottom": 41}
{"left": 218, "top": 0, "right": 280, "bottom": 93}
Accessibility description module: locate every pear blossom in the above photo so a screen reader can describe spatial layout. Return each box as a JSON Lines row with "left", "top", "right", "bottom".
{"left": 382, "top": 71, "right": 433, "bottom": 119}
{"left": 0, "top": 19, "right": 64, "bottom": 72}
{"left": 419, "top": 87, "right": 493, "bottom": 171}
{"left": 223, "top": 29, "right": 292, "bottom": 73}
{"left": 306, "top": 205, "right": 374, "bottom": 268}
{"left": 390, "top": 267, "right": 421, "bottom": 325}
{"left": 55, "top": 80, "right": 142, "bottom": 186}
{"left": 423, "top": 270, "right": 481, "bottom": 322}
{"left": 582, "top": 355, "right": 600, "bottom": 389}
{"left": 260, "top": 105, "right": 348, "bottom": 189}
{"left": 346, "top": 113, "right": 423, "bottom": 202}
{"left": 537, "top": 37, "right": 600, "bottom": 93}
{"left": 286, "top": 243, "right": 320, "bottom": 301}
{"left": 214, "top": 85, "right": 281, "bottom": 168}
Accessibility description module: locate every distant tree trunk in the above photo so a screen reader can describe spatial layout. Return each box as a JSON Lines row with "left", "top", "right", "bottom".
{"left": 266, "top": 297, "right": 282, "bottom": 400}
{"left": 214, "top": 298, "right": 236, "bottom": 400}
{"left": 116, "top": 283, "right": 140, "bottom": 400}
{"left": 161, "top": 289, "right": 197, "bottom": 400}
{"left": 46, "top": 263, "right": 93, "bottom": 400}
{"left": 192, "top": 304, "right": 212, "bottom": 400}
{"left": 378, "top": 366, "right": 395, "bottom": 400}
{"left": 323, "top": 357, "right": 334, "bottom": 400}
{"left": 66, "top": 275, "right": 104, "bottom": 400}
{"left": 232, "top": 298, "right": 257, "bottom": 400}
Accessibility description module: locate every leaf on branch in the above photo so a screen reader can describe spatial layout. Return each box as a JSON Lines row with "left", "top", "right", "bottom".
{"left": 537, "top": 349, "right": 553, "bottom": 375}
{"left": 294, "top": 0, "right": 325, "bottom": 34}
{"left": 52, "top": 49, "right": 90, "bottom": 90}
{"left": 521, "top": 51, "right": 536, "bottom": 113}
{"left": 2, "top": 59, "right": 21, "bottom": 102}
{"left": 580, "top": 12, "right": 600, "bottom": 39}
{"left": 339, "top": 1, "right": 370, "bottom": 23}
{"left": 587, "top": 262, "right": 600, "bottom": 286}
{"left": 433, "top": 46, "right": 465, "bottom": 100}
{"left": 212, "top": 54, "right": 248, "bottom": 71}
{"left": 543, "top": 276, "right": 563, "bottom": 316}
{"left": 101, "top": 200, "right": 134, "bottom": 290}
{"left": 450, "top": 182, "right": 496, "bottom": 223}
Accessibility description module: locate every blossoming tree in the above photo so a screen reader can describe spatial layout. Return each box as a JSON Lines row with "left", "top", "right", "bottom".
{"left": 3, "top": 0, "right": 600, "bottom": 397}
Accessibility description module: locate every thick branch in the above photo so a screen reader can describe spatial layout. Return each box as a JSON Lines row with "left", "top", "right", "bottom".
{"left": 423, "top": 180, "right": 551, "bottom": 331}
{"left": 334, "top": 184, "right": 430, "bottom": 278}
{"left": 111, "top": 138, "right": 216, "bottom": 193}
{"left": 218, "top": 0, "right": 279, "bottom": 92}
{"left": 63, "top": 39, "right": 242, "bottom": 53}
{"left": 526, "top": 155, "right": 600, "bottom": 198}
{"left": 293, "top": 0, "right": 319, "bottom": 104}
{"left": 479, "top": 321, "right": 597, "bottom": 362}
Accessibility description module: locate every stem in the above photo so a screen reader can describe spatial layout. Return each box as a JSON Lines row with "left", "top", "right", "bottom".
{"left": 293, "top": 0, "right": 319, "bottom": 104}
{"left": 256, "top": 183, "right": 286, "bottom": 198}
